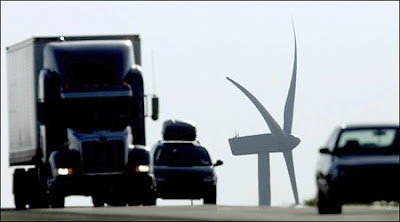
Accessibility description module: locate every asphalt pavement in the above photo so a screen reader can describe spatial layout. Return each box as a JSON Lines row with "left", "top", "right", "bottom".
{"left": 1, "top": 205, "right": 399, "bottom": 221}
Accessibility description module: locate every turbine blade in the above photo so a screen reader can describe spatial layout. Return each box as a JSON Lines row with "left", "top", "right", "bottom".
{"left": 226, "top": 77, "right": 287, "bottom": 140}
{"left": 283, "top": 19, "right": 298, "bottom": 135}
{"left": 283, "top": 150, "right": 299, "bottom": 205}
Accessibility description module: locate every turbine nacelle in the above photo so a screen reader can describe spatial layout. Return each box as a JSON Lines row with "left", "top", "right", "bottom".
{"left": 275, "top": 134, "right": 301, "bottom": 152}
{"left": 228, "top": 134, "right": 300, "bottom": 155}
{"left": 286, "top": 135, "right": 301, "bottom": 151}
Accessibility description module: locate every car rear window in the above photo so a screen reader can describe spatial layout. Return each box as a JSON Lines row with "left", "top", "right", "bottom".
{"left": 336, "top": 128, "right": 399, "bottom": 153}
{"left": 154, "top": 144, "right": 212, "bottom": 167}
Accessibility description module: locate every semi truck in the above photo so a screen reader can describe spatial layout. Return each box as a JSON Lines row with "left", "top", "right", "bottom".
{"left": 6, "top": 35, "right": 159, "bottom": 209}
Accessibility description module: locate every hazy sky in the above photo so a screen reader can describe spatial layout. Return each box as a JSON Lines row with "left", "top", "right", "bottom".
{"left": 1, "top": 2, "right": 399, "bottom": 208}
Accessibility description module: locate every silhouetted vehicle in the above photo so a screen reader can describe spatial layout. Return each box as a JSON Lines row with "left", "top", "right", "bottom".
{"left": 7, "top": 35, "right": 159, "bottom": 209}
{"left": 151, "top": 120, "right": 223, "bottom": 204}
{"left": 316, "top": 125, "right": 399, "bottom": 214}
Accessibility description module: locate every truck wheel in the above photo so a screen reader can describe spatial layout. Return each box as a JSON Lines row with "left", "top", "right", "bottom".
{"left": 141, "top": 190, "right": 157, "bottom": 206}
{"left": 203, "top": 186, "right": 217, "bottom": 205}
{"left": 108, "top": 200, "right": 126, "bottom": 207}
{"left": 50, "top": 196, "right": 64, "bottom": 208}
{"left": 14, "top": 194, "right": 26, "bottom": 210}
{"left": 142, "top": 197, "right": 156, "bottom": 206}
{"left": 27, "top": 168, "right": 49, "bottom": 208}
{"left": 92, "top": 195, "right": 105, "bottom": 207}
{"left": 108, "top": 193, "right": 126, "bottom": 206}
{"left": 317, "top": 190, "right": 342, "bottom": 214}
{"left": 49, "top": 190, "right": 64, "bottom": 208}
{"left": 127, "top": 200, "right": 140, "bottom": 206}
{"left": 107, "top": 192, "right": 127, "bottom": 207}
{"left": 13, "top": 169, "right": 27, "bottom": 210}
{"left": 30, "top": 196, "right": 49, "bottom": 209}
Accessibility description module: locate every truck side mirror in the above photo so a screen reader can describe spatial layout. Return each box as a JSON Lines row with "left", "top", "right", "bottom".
{"left": 151, "top": 96, "right": 159, "bottom": 121}
{"left": 319, "top": 147, "right": 331, "bottom": 154}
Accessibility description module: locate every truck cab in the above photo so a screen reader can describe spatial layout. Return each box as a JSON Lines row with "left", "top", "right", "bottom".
{"left": 7, "top": 36, "right": 159, "bottom": 209}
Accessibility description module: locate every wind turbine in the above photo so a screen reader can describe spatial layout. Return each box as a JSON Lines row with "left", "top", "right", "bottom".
{"left": 226, "top": 21, "right": 300, "bottom": 206}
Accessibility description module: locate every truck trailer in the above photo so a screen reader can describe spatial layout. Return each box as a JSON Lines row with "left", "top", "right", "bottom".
{"left": 6, "top": 35, "right": 159, "bottom": 209}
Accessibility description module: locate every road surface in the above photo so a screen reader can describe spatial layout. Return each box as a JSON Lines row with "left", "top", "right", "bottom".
{"left": 1, "top": 205, "right": 399, "bottom": 221}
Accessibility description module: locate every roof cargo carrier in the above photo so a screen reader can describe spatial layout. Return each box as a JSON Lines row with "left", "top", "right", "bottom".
{"left": 162, "top": 119, "right": 196, "bottom": 141}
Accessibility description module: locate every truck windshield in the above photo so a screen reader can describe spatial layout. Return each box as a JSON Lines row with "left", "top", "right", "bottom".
{"left": 335, "top": 128, "right": 399, "bottom": 154}
{"left": 154, "top": 145, "right": 212, "bottom": 167}
{"left": 62, "top": 96, "right": 132, "bottom": 132}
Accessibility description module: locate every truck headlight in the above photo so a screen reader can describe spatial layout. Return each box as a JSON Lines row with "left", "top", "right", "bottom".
{"left": 57, "top": 168, "right": 73, "bottom": 176}
{"left": 135, "top": 165, "right": 150, "bottom": 173}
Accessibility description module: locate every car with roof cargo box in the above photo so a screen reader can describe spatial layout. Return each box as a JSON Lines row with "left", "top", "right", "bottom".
{"left": 152, "top": 120, "right": 223, "bottom": 204}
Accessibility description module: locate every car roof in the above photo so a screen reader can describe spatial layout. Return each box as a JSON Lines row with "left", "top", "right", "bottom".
{"left": 340, "top": 124, "right": 399, "bottom": 130}
{"left": 153, "top": 140, "right": 208, "bottom": 150}
{"left": 157, "top": 140, "right": 202, "bottom": 145}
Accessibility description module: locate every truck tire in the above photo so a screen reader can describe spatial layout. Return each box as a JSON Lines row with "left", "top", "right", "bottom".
{"left": 203, "top": 186, "right": 217, "bottom": 205}
{"left": 142, "top": 196, "right": 156, "bottom": 206}
{"left": 14, "top": 194, "right": 26, "bottom": 210}
{"left": 317, "top": 190, "right": 342, "bottom": 214}
{"left": 128, "top": 198, "right": 155, "bottom": 206}
{"left": 141, "top": 189, "right": 157, "bottom": 206}
{"left": 49, "top": 189, "right": 64, "bottom": 208}
{"left": 108, "top": 200, "right": 126, "bottom": 207}
{"left": 92, "top": 195, "right": 105, "bottom": 207}
{"left": 108, "top": 193, "right": 126, "bottom": 206}
{"left": 50, "top": 196, "right": 64, "bottom": 208}
{"left": 30, "top": 197, "right": 49, "bottom": 209}
{"left": 13, "top": 169, "right": 27, "bottom": 210}
{"left": 127, "top": 200, "right": 140, "bottom": 206}
{"left": 26, "top": 168, "right": 49, "bottom": 208}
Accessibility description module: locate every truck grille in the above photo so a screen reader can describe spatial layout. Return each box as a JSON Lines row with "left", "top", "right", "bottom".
{"left": 81, "top": 140, "right": 125, "bottom": 174}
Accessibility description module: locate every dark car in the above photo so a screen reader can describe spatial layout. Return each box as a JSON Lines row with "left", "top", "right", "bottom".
{"left": 316, "top": 124, "right": 399, "bottom": 214}
{"left": 151, "top": 119, "right": 223, "bottom": 204}
{"left": 151, "top": 141, "right": 223, "bottom": 204}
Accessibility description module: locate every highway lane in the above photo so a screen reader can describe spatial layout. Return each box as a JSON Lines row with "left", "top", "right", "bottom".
{"left": 1, "top": 205, "right": 399, "bottom": 221}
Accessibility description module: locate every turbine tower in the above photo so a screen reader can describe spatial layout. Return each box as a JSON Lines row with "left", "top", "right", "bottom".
{"left": 227, "top": 21, "right": 300, "bottom": 206}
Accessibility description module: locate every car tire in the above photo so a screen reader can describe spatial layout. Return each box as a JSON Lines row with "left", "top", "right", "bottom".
{"left": 203, "top": 186, "right": 217, "bottom": 205}
{"left": 317, "top": 190, "right": 342, "bottom": 214}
